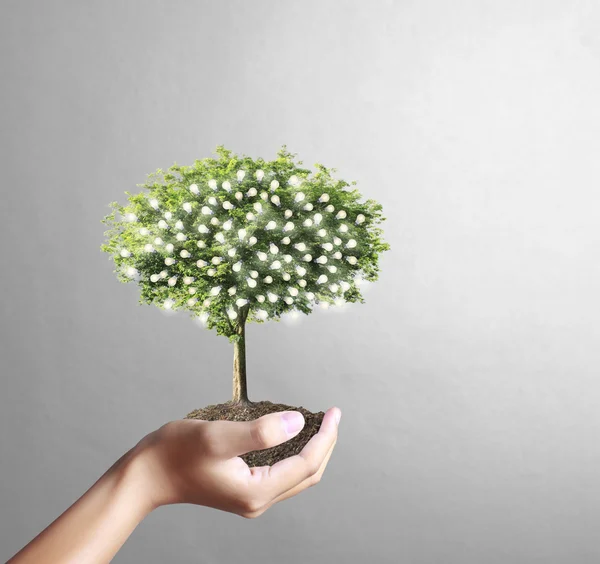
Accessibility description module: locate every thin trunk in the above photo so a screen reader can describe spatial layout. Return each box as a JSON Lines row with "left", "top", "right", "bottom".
{"left": 232, "top": 309, "right": 250, "bottom": 404}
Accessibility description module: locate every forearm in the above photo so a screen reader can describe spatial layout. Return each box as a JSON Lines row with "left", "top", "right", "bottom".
{"left": 8, "top": 448, "right": 154, "bottom": 564}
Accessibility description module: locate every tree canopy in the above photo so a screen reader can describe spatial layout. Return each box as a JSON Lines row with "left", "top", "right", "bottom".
{"left": 101, "top": 146, "right": 389, "bottom": 341}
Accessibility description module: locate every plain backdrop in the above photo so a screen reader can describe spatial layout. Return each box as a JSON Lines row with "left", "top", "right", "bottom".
{"left": 2, "top": 1, "right": 600, "bottom": 562}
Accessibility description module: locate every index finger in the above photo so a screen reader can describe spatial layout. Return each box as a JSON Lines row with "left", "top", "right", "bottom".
{"left": 249, "top": 406, "right": 340, "bottom": 500}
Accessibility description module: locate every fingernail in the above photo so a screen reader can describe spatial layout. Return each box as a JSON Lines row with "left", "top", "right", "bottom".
{"left": 281, "top": 411, "right": 304, "bottom": 436}
{"left": 335, "top": 410, "right": 342, "bottom": 425}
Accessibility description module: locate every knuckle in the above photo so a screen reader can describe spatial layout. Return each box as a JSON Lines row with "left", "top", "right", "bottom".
{"left": 250, "top": 421, "right": 272, "bottom": 449}
{"left": 307, "top": 459, "right": 321, "bottom": 477}
{"left": 241, "top": 497, "right": 263, "bottom": 514}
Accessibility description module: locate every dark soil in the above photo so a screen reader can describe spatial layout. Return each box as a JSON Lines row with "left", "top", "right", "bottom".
{"left": 185, "top": 400, "right": 325, "bottom": 467}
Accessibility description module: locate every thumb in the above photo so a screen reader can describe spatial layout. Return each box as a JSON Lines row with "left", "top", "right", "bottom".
{"left": 209, "top": 411, "right": 305, "bottom": 459}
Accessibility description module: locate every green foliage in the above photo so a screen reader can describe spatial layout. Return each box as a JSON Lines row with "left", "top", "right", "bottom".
{"left": 101, "top": 145, "right": 389, "bottom": 340}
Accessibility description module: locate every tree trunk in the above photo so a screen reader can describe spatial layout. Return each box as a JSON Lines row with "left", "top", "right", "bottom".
{"left": 232, "top": 310, "right": 250, "bottom": 404}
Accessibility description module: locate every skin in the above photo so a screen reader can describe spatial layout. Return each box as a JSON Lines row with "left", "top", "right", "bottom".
{"left": 7, "top": 407, "right": 341, "bottom": 564}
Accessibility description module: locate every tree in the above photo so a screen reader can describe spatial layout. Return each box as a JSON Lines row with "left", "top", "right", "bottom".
{"left": 101, "top": 146, "right": 389, "bottom": 405}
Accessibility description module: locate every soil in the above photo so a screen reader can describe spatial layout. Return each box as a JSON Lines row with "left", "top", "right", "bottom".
{"left": 185, "top": 400, "right": 325, "bottom": 467}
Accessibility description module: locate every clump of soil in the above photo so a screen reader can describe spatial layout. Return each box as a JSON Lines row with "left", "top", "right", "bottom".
{"left": 185, "top": 400, "right": 325, "bottom": 467}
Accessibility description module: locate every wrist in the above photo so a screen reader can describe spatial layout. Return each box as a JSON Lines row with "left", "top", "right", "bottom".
{"left": 116, "top": 445, "right": 162, "bottom": 517}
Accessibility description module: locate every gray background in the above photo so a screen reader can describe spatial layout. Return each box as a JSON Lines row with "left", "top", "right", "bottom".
{"left": 1, "top": 0, "right": 600, "bottom": 562}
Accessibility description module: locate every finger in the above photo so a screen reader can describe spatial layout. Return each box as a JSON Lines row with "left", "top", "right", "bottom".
{"left": 250, "top": 407, "right": 340, "bottom": 501}
{"left": 248, "top": 434, "right": 338, "bottom": 517}
{"left": 205, "top": 410, "right": 306, "bottom": 459}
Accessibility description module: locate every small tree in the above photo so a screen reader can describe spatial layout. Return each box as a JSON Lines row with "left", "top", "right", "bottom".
{"left": 101, "top": 146, "right": 389, "bottom": 405}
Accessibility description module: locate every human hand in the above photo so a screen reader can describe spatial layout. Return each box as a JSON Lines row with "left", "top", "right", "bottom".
{"left": 133, "top": 406, "right": 341, "bottom": 518}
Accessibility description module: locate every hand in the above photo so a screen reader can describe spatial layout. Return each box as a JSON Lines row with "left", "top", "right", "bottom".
{"left": 133, "top": 406, "right": 341, "bottom": 518}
